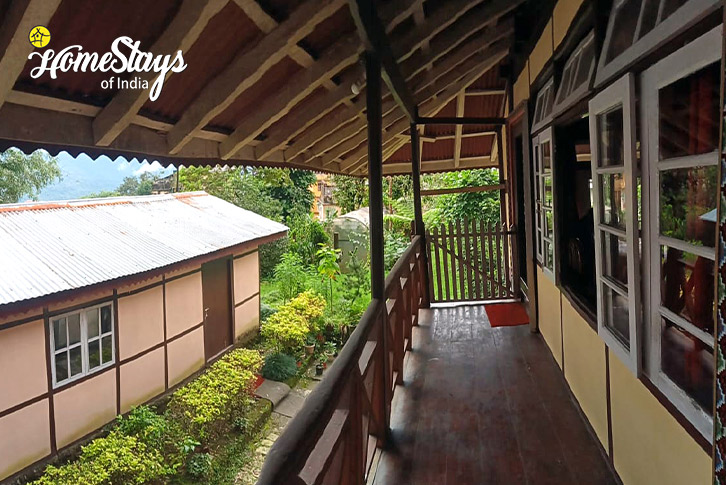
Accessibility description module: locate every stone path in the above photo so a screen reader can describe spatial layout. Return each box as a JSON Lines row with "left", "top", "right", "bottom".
{"left": 235, "top": 373, "right": 322, "bottom": 484}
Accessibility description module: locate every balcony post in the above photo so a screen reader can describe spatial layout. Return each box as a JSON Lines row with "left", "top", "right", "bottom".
{"left": 410, "top": 123, "right": 431, "bottom": 307}
{"left": 366, "top": 51, "right": 384, "bottom": 301}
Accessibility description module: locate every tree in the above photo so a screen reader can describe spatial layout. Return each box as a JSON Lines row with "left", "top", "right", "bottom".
{"left": 331, "top": 175, "right": 368, "bottom": 213}
{"left": 0, "top": 148, "right": 61, "bottom": 203}
{"left": 117, "top": 173, "right": 155, "bottom": 196}
{"left": 256, "top": 168, "right": 316, "bottom": 222}
{"left": 423, "top": 169, "right": 501, "bottom": 226}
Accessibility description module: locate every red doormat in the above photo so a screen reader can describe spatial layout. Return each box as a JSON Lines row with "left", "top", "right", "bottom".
{"left": 485, "top": 302, "right": 529, "bottom": 328}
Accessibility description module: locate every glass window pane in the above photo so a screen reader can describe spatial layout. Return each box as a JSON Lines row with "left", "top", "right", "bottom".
{"left": 660, "top": 246, "right": 715, "bottom": 334}
{"left": 601, "top": 173, "right": 627, "bottom": 229}
{"left": 573, "top": 40, "right": 594, "bottom": 89}
{"left": 659, "top": 166, "right": 717, "bottom": 247}
{"left": 101, "top": 306, "right": 112, "bottom": 334}
{"left": 601, "top": 231, "right": 628, "bottom": 288}
{"left": 53, "top": 318, "right": 67, "bottom": 350}
{"left": 637, "top": 0, "right": 660, "bottom": 38}
{"left": 603, "top": 284, "right": 629, "bottom": 347}
{"left": 542, "top": 141, "right": 552, "bottom": 170}
{"left": 55, "top": 352, "right": 68, "bottom": 383}
{"left": 661, "top": 317, "right": 713, "bottom": 414}
{"left": 88, "top": 340, "right": 101, "bottom": 370}
{"left": 67, "top": 314, "right": 81, "bottom": 345}
{"left": 102, "top": 335, "right": 113, "bottom": 364}
{"left": 597, "top": 106, "right": 624, "bottom": 167}
{"left": 69, "top": 346, "right": 83, "bottom": 377}
{"left": 606, "top": 0, "right": 639, "bottom": 62}
{"left": 544, "top": 86, "right": 554, "bottom": 118}
{"left": 545, "top": 241, "right": 554, "bottom": 271}
{"left": 658, "top": 62, "right": 720, "bottom": 160}
{"left": 86, "top": 309, "right": 99, "bottom": 339}
{"left": 543, "top": 176, "right": 553, "bottom": 207}
{"left": 544, "top": 209, "right": 554, "bottom": 237}
{"left": 556, "top": 63, "right": 574, "bottom": 104}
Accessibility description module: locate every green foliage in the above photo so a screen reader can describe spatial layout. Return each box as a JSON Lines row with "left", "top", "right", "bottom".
{"left": 115, "top": 405, "right": 169, "bottom": 450}
{"left": 260, "top": 302, "right": 278, "bottom": 322}
{"left": 331, "top": 175, "right": 368, "bottom": 213}
{"left": 232, "top": 415, "right": 251, "bottom": 434}
{"left": 288, "top": 214, "right": 330, "bottom": 265}
{"left": 167, "top": 349, "right": 262, "bottom": 442}
{"left": 187, "top": 453, "right": 212, "bottom": 479}
{"left": 261, "top": 352, "right": 298, "bottom": 381}
{"left": 259, "top": 237, "right": 289, "bottom": 280}
{"left": 30, "top": 431, "right": 170, "bottom": 485}
{"left": 384, "top": 230, "right": 410, "bottom": 273}
{"left": 261, "top": 291, "right": 326, "bottom": 352}
{"left": 422, "top": 169, "right": 501, "bottom": 226}
{"left": 274, "top": 252, "right": 311, "bottom": 301}
{"left": 117, "top": 173, "right": 155, "bottom": 196}
{"left": 255, "top": 168, "right": 316, "bottom": 222}
{"left": 316, "top": 243, "right": 342, "bottom": 310}
{"left": 0, "top": 148, "right": 61, "bottom": 203}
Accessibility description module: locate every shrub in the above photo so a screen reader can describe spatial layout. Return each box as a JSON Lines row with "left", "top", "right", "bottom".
{"left": 261, "top": 352, "right": 298, "bottom": 381}
{"left": 261, "top": 307, "right": 309, "bottom": 353}
{"left": 167, "top": 348, "right": 262, "bottom": 442}
{"left": 260, "top": 302, "right": 277, "bottom": 323}
{"left": 287, "top": 291, "right": 326, "bottom": 330}
{"left": 30, "top": 431, "right": 170, "bottom": 485}
{"left": 187, "top": 452, "right": 212, "bottom": 479}
{"left": 274, "top": 252, "right": 310, "bottom": 301}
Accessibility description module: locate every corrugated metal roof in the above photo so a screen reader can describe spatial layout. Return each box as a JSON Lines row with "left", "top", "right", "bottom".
{"left": 0, "top": 192, "right": 287, "bottom": 307}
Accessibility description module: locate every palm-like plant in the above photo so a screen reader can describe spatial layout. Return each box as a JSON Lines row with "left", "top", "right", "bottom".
{"left": 316, "top": 243, "right": 341, "bottom": 311}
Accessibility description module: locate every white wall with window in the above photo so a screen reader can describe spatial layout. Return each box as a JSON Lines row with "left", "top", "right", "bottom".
{"left": 51, "top": 302, "right": 115, "bottom": 388}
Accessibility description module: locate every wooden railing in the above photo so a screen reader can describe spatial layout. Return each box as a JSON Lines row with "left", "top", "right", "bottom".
{"left": 426, "top": 220, "right": 518, "bottom": 303}
{"left": 257, "top": 236, "right": 428, "bottom": 485}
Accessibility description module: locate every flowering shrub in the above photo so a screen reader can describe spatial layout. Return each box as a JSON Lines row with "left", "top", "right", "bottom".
{"left": 167, "top": 348, "right": 262, "bottom": 442}
{"left": 30, "top": 431, "right": 169, "bottom": 485}
{"left": 287, "top": 291, "right": 326, "bottom": 327}
{"left": 261, "top": 307, "right": 309, "bottom": 352}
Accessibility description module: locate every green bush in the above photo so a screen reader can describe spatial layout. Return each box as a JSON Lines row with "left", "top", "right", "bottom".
{"left": 288, "top": 214, "right": 330, "bottom": 265}
{"left": 167, "top": 348, "right": 262, "bottom": 442}
{"left": 260, "top": 302, "right": 277, "bottom": 323}
{"left": 261, "top": 352, "right": 298, "bottom": 381}
{"left": 30, "top": 431, "right": 170, "bottom": 485}
{"left": 187, "top": 453, "right": 212, "bottom": 479}
{"left": 287, "top": 291, "right": 326, "bottom": 331}
{"left": 261, "top": 306, "right": 309, "bottom": 353}
{"left": 274, "top": 252, "right": 310, "bottom": 301}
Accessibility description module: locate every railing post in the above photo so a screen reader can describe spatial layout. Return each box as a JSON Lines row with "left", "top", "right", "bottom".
{"left": 366, "top": 50, "right": 391, "bottom": 442}
{"left": 411, "top": 124, "right": 431, "bottom": 308}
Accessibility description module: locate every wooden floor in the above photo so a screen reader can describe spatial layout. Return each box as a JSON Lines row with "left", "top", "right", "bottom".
{"left": 372, "top": 305, "right": 618, "bottom": 485}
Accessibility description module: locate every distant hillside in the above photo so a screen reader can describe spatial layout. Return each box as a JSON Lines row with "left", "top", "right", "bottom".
{"left": 37, "top": 152, "right": 174, "bottom": 201}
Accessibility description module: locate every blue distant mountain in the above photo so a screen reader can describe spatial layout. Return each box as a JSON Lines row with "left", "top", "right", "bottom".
{"left": 37, "top": 152, "right": 175, "bottom": 201}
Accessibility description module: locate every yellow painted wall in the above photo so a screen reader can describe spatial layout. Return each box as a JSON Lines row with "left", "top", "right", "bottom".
{"left": 117, "top": 286, "right": 164, "bottom": 360}
{"left": 536, "top": 267, "right": 562, "bottom": 367}
{"left": 0, "top": 320, "right": 47, "bottom": 413}
{"left": 553, "top": 0, "right": 585, "bottom": 49}
{"left": 53, "top": 368, "right": 117, "bottom": 448}
{"left": 0, "top": 399, "right": 50, "bottom": 481}
{"left": 233, "top": 252, "right": 259, "bottom": 304}
{"left": 609, "top": 356, "right": 711, "bottom": 485}
{"left": 528, "top": 19, "right": 553, "bottom": 83}
{"left": 561, "top": 297, "right": 608, "bottom": 448}
{"left": 514, "top": 61, "right": 530, "bottom": 107}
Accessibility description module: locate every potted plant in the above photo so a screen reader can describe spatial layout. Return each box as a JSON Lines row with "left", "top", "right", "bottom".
{"left": 324, "top": 341, "right": 337, "bottom": 363}
{"left": 304, "top": 335, "right": 316, "bottom": 355}
{"left": 315, "top": 361, "right": 324, "bottom": 376}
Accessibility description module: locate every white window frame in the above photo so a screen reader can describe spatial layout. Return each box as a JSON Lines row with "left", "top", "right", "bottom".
{"left": 553, "top": 31, "right": 596, "bottom": 117}
{"left": 588, "top": 73, "right": 641, "bottom": 375}
{"left": 595, "top": 0, "right": 720, "bottom": 88}
{"left": 530, "top": 79, "right": 555, "bottom": 135}
{"left": 640, "top": 26, "right": 720, "bottom": 441}
{"left": 50, "top": 302, "right": 115, "bottom": 388}
{"left": 532, "top": 127, "right": 556, "bottom": 282}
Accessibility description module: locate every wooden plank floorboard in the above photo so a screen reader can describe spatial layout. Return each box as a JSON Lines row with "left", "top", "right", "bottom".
{"left": 373, "top": 307, "right": 618, "bottom": 485}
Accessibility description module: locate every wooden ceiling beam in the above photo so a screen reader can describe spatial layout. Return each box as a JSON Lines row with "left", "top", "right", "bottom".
{"left": 256, "top": 0, "right": 512, "bottom": 162}
{"left": 329, "top": 44, "right": 509, "bottom": 170}
{"left": 348, "top": 49, "right": 507, "bottom": 172}
{"left": 92, "top": 0, "right": 228, "bottom": 146}
{"left": 166, "top": 0, "right": 346, "bottom": 155}
{"left": 378, "top": 156, "right": 495, "bottom": 176}
{"left": 0, "top": 0, "right": 61, "bottom": 110}
{"left": 348, "top": 0, "right": 417, "bottom": 122}
{"left": 279, "top": 21, "right": 512, "bottom": 165}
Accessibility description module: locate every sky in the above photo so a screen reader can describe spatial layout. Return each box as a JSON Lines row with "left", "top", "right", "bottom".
{"left": 36, "top": 151, "right": 174, "bottom": 201}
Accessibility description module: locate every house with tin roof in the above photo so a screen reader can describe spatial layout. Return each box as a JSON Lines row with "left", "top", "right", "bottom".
{"left": 0, "top": 192, "right": 286, "bottom": 480}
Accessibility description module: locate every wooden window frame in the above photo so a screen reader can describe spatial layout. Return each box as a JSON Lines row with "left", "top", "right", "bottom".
{"left": 553, "top": 31, "right": 596, "bottom": 118}
{"left": 640, "top": 26, "right": 720, "bottom": 441}
{"left": 594, "top": 0, "right": 720, "bottom": 88}
{"left": 532, "top": 127, "right": 556, "bottom": 282}
{"left": 588, "top": 73, "right": 642, "bottom": 375}
{"left": 50, "top": 302, "right": 115, "bottom": 389}
{"left": 530, "top": 79, "right": 555, "bottom": 135}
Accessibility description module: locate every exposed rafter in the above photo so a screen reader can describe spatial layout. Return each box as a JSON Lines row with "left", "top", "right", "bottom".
{"left": 348, "top": 0, "right": 417, "bottom": 122}
{"left": 166, "top": 0, "right": 346, "bottom": 155}
{"left": 0, "top": 0, "right": 61, "bottom": 110}
{"left": 453, "top": 91, "right": 465, "bottom": 167}
{"left": 92, "top": 0, "right": 228, "bottom": 146}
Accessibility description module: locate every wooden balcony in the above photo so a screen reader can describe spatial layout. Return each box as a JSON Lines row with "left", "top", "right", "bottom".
{"left": 257, "top": 237, "right": 618, "bottom": 484}
{"left": 372, "top": 305, "right": 618, "bottom": 485}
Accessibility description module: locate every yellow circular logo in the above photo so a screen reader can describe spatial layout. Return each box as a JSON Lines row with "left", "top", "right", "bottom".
{"left": 29, "top": 26, "right": 51, "bottom": 48}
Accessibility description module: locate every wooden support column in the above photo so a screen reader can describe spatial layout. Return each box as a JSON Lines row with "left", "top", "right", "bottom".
{"left": 410, "top": 122, "right": 431, "bottom": 308}
{"left": 496, "top": 126, "right": 507, "bottom": 226}
{"left": 367, "top": 51, "right": 385, "bottom": 300}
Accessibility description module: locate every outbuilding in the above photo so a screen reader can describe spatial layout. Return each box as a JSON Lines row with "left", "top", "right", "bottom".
{"left": 0, "top": 192, "right": 286, "bottom": 481}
